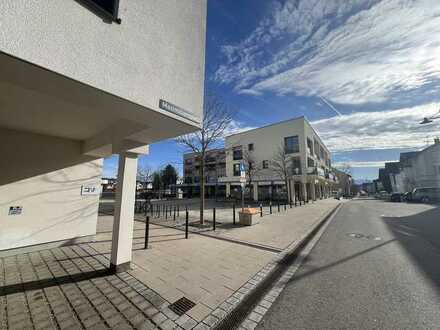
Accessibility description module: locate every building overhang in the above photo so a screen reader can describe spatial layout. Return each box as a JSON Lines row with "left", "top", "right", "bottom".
{"left": 0, "top": 51, "right": 201, "bottom": 157}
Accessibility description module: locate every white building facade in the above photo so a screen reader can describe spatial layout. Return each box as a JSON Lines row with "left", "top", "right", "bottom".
{"left": 392, "top": 140, "right": 440, "bottom": 193}
{"left": 0, "top": 0, "right": 207, "bottom": 272}
{"left": 220, "top": 117, "right": 338, "bottom": 202}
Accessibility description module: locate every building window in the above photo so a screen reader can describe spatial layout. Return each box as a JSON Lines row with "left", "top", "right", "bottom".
{"left": 248, "top": 143, "right": 254, "bottom": 151}
{"left": 320, "top": 146, "right": 325, "bottom": 160}
{"left": 307, "top": 138, "right": 313, "bottom": 154}
{"left": 233, "top": 146, "right": 243, "bottom": 160}
{"left": 284, "top": 136, "right": 299, "bottom": 154}
{"left": 233, "top": 163, "right": 241, "bottom": 176}
{"left": 262, "top": 160, "right": 269, "bottom": 169}
{"left": 291, "top": 157, "right": 301, "bottom": 174}
{"left": 307, "top": 157, "right": 314, "bottom": 168}
{"left": 314, "top": 140, "right": 320, "bottom": 158}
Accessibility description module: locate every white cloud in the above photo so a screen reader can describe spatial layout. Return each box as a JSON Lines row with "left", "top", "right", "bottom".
{"left": 312, "top": 103, "right": 440, "bottom": 152}
{"left": 223, "top": 119, "right": 257, "bottom": 137}
{"left": 215, "top": 0, "right": 440, "bottom": 105}
{"left": 333, "top": 160, "right": 397, "bottom": 168}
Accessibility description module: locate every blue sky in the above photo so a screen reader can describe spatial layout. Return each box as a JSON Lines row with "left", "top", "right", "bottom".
{"left": 104, "top": 0, "right": 440, "bottom": 182}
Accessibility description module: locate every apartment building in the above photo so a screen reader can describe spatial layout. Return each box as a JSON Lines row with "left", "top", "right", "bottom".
{"left": 0, "top": 0, "right": 207, "bottom": 271}
{"left": 388, "top": 139, "right": 440, "bottom": 193}
{"left": 182, "top": 148, "right": 226, "bottom": 197}
{"left": 220, "top": 117, "right": 338, "bottom": 202}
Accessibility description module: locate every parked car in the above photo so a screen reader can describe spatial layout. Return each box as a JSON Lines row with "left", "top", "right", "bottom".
{"left": 402, "top": 191, "right": 412, "bottom": 202}
{"left": 390, "top": 193, "right": 403, "bottom": 202}
{"left": 411, "top": 187, "right": 440, "bottom": 203}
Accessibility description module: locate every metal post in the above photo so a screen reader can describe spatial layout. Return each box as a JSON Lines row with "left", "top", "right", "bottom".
{"left": 284, "top": 203, "right": 286, "bottom": 211}
{"left": 144, "top": 216, "right": 150, "bottom": 249}
{"left": 233, "top": 204, "right": 236, "bottom": 225}
{"left": 277, "top": 202, "right": 280, "bottom": 212}
{"left": 185, "top": 210, "right": 189, "bottom": 239}
{"left": 260, "top": 204, "right": 263, "bottom": 217}
{"left": 173, "top": 206, "right": 176, "bottom": 221}
{"left": 270, "top": 202, "right": 272, "bottom": 214}
{"left": 213, "top": 208, "right": 216, "bottom": 231}
{"left": 165, "top": 205, "right": 168, "bottom": 219}
{"left": 177, "top": 205, "right": 180, "bottom": 218}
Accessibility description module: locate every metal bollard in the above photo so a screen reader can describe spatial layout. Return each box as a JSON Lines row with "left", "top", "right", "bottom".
{"left": 233, "top": 204, "right": 236, "bottom": 225}
{"left": 213, "top": 208, "right": 216, "bottom": 231}
{"left": 165, "top": 205, "right": 168, "bottom": 219}
{"left": 185, "top": 210, "right": 189, "bottom": 239}
{"left": 144, "top": 216, "right": 150, "bottom": 249}
{"left": 173, "top": 206, "right": 176, "bottom": 221}
{"left": 260, "top": 204, "right": 263, "bottom": 217}
{"left": 284, "top": 203, "right": 287, "bottom": 211}
{"left": 270, "top": 202, "right": 272, "bottom": 214}
{"left": 289, "top": 201, "right": 292, "bottom": 209}
{"left": 177, "top": 205, "right": 180, "bottom": 217}
{"left": 278, "top": 202, "right": 280, "bottom": 212}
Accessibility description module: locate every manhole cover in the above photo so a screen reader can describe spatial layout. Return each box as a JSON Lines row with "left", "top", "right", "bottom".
{"left": 348, "top": 233, "right": 364, "bottom": 239}
{"left": 347, "top": 233, "right": 381, "bottom": 240}
{"left": 168, "top": 297, "right": 196, "bottom": 316}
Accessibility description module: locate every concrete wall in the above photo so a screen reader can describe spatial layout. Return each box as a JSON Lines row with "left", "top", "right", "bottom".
{"left": 0, "top": 0, "right": 207, "bottom": 121}
{"left": 0, "top": 128, "right": 102, "bottom": 251}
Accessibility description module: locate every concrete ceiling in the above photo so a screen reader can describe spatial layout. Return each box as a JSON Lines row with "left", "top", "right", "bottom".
{"left": 0, "top": 52, "right": 200, "bottom": 155}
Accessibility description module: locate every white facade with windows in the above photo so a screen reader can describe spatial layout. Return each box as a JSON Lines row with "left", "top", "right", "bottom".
{"left": 220, "top": 117, "right": 338, "bottom": 202}
{"left": 0, "top": 0, "right": 207, "bottom": 271}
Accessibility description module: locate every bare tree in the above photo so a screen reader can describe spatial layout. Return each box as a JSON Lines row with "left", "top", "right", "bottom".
{"left": 271, "top": 145, "right": 292, "bottom": 202}
{"left": 175, "top": 94, "right": 234, "bottom": 224}
{"left": 242, "top": 150, "right": 261, "bottom": 197}
{"left": 137, "top": 163, "right": 152, "bottom": 184}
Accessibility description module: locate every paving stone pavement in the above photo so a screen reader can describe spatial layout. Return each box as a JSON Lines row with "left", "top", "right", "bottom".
{"left": 0, "top": 244, "right": 184, "bottom": 329}
{"left": 0, "top": 198, "right": 340, "bottom": 329}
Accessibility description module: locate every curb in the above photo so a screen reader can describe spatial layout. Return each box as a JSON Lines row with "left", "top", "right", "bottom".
{"left": 195, "top": 202, "right": 343, "bottom": 330}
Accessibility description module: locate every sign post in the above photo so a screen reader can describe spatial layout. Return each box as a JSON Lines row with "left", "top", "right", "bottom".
{"left": 240, "top": 163, "right": 246, "bottom": 210}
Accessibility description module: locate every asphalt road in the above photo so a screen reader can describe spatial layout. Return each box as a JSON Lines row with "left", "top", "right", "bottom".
{"left": 257, "top": 199, "right": 440, "bottom": 329}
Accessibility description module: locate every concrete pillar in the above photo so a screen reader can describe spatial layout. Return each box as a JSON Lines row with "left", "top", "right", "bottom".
{"left": 226, "top": 183, "right": 231, "bottom": 198}
{"left": 311, "top": 181, "right": 316, "bottom": 201}
{"left": 302, "top": 182, "right": 308, "bottom": 202}
{"left": 289, "top": 179, "right": 296, "bottom": 204}
{"left": 110, "top": 152, "right": 138, "bottom": 273}
{"left": 253, "top": 182, "right": 258, "bottom": 201}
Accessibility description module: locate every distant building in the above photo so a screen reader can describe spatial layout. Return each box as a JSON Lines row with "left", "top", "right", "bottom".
{"left": 334, "top": 169, "right": 353, "bottom": 196}
{"left": 378, "top": 139, "right": 440, "bottom": 193}
{"left": 220, "top": 117, "right": 337, "bottom": 201}
{"left": 182, "top": 148, "right": 226, "bottom": 198}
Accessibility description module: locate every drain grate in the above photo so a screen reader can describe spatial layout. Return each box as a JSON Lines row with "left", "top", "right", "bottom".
{"left": 168, "top": 297, "right": 196, "bottom": 316}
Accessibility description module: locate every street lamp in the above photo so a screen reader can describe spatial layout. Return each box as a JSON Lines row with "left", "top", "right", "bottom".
{"left": 420, "top": 110, "right": 440, "bottom": 124}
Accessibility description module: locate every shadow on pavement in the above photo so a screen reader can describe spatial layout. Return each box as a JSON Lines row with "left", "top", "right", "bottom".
{"left": 288, "top": 239, "right": 396, "bottom": 284}
{"left": 382, "top": 206, "right": 440, "bottom": 289}
{"left": 0, "top": 268, "right": 111, "bottom": 297}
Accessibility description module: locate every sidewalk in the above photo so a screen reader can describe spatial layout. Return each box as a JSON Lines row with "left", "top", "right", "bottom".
{"left": 0, "top": 198, "right": 340, "bottom": 329}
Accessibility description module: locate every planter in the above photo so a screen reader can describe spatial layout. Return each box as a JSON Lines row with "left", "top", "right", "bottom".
{"left": 239, "top": 209, "right": 260, "bottom": 226}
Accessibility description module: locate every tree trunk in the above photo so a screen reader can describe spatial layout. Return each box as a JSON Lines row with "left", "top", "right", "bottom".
{"left": 200, "top": 157, "right": 205, "bottom": 225}
{"left": 286, "top": 178, "right": 291, "bottom": 204}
